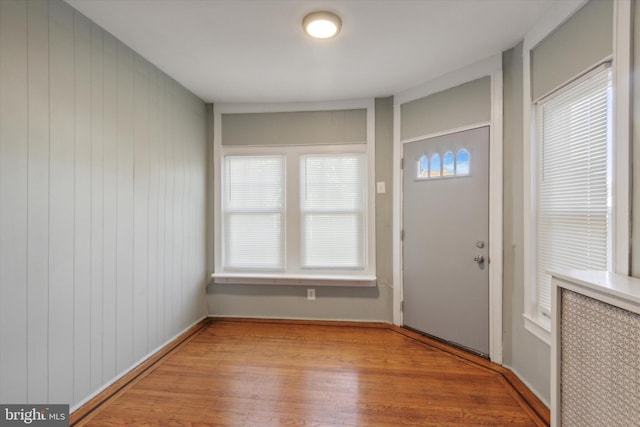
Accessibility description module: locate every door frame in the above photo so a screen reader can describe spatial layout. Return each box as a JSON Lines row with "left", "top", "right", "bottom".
{"left": 392, "top": 55, "right": 503, "bottom": 363}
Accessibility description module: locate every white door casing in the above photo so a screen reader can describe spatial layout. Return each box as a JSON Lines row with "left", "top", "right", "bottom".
{"left": 392, "top": 57, "right": 503, "bottom": 363}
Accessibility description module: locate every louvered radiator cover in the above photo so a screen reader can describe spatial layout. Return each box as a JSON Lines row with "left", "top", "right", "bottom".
{"left": 560, "top": 288, "right": 640, "bottom": 426}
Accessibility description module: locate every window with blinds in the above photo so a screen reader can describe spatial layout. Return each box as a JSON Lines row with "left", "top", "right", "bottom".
{"left": 223, "top": 156, "right": 285, "bottom": 270}
{"left": 535, "top": 65, "right": 612, "bottom": 315}
{"left": 221, "top": 151, "right": 368, "bottom": 274}
{"left": 300, "top": 154, "right": 366, "bottom": 269}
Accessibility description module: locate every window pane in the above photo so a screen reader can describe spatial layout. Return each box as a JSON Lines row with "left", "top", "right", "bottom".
{"left": 301, "top": 154, "right": 366, "bottom": 269}
{"left": 429, "top": 154, "right": 441, "bottom": 177}
{"left": 223, "top": 155, "right": 284, "bottom": 270}
{"left": 443, "top": 151, "right": 455, "bottom": 176}
{"left": 417, "top": 155, "right": 429, "bottom": 178}
{"left": 302, "top": 214, "right": 363, "bottom": 268}
{"left": 301, "top": 154, "right": 365, "bottom": 211}
{"left": 456, "top": 149, "right": 470, "bottom": 175}
{"left": 224, "top": 156, "right": 283, "bottom": 211}
{"left": 536, "top": 67, "right": 611, "bottom": 314}
{"left": 225, "top": 214, "right": 284, "bottom": 269}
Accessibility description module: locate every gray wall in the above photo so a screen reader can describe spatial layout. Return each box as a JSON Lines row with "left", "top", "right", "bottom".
{"left": 374, "top": 96, "right": 394, "bottom": 312}
{"left": 502, "top": 43, "right": 551, "bottom": 404}
{"left": 222, "top": 109, "right": 367, "bottom": 146}
{"left": 400, "top": 77, "right": 491, "bottom": 140}
{"left": 531, "top": 0, "right": 613, "bottom": 100}
{"left": 0, "top": 0, "right": 208, "bottom": 407}
{"left": 207, "top": 98, "right": 394, "bottom": 321}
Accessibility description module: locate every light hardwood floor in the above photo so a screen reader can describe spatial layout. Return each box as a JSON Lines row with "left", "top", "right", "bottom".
{"left": 73, "top": 319, "right": 548, "bottom": 426}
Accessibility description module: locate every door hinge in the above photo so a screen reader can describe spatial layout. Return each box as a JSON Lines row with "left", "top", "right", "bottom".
{"left": 400, "top": 158, "right": 404, "bottom": 169}
{"left": 401, "top": 301, "right": 404, "bottom": 312}
{"left": 401, "top": 229, "right": 404, "bottom": 241}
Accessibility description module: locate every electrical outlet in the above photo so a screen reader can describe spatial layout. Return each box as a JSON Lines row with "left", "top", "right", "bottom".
{"left": 307, "top": 288, "right": 316, "bottom": 300}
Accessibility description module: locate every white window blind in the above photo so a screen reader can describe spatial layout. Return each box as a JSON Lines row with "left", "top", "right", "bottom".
{"left": 536, "top": 66, "right": 611, "bottom": 314}
{"left": 223, "top": 155, "right": 284, "bottom": 270}
{"left": 300, "top": 154, "right": 366, "bottom": 269}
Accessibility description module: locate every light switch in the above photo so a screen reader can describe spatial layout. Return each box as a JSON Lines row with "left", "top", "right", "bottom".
{"left": 376, "top": 181, "right": 386, "bottom": 194}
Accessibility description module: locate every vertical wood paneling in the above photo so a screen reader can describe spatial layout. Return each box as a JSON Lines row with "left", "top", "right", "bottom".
{"left": 156, "top": 74, "right": 168, "bottom": 343}
{"left": 73, "top": 10, "right": 93, "bottom": 403}
{"left": 0, "top": 0, "right": 207, "bottom": 408}
{"left": 115, "top": 42, "right": 135, "bottom": 373}
{"left": 193, "top": 119, "right": 204, "bottom": 320}
{"left": 187, "top": 99, "right": 196, "bottom": 326}
{"left": 26, "top": 0, "right": 50, "bottom": 404}
{"left": 192, "top": 115, "right": 206, "bottom": 320}
{"left": 101, "top": 32, "right": 118, "bottom": 382}
{"left": 196, "top": 112, "right": 207, "bottom": 317}
{"left": 163, "top": 75, "right": 174, "bottom": 338}
{"left": 132, "top": 54, "right": 149, "bottom": 361}
{"left": 0, "top": 0, "right": 29, "bottom": 404}
{"left": 48, "top": 0, "right": 76, "bottom": 404}
{"left": 147, "top": 65, "right": 159, "bottom": 350}
{"left": 175, "top": 83, "right": 184, "bottom": 334}
{"left": 189, "top": 107, "right": 203, "bottom": 323}
{"left": 89, "top": 21, "right": 104, "bottom": 391}
{"left": 183, "top": 109, "right": 195, "bottom": 325}
{"left": 173, "top": 83, "right": 185, "bottom": 333}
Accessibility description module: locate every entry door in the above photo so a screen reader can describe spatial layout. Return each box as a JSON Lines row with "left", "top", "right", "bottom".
{"left": 402, "top": 126, "right": 489, "bottom": 356}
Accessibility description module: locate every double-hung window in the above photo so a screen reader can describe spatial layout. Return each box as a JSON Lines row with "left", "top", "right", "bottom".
{"left": 534, "top": 65, "right": 612, "bottom": 320}
{"left": 523, "top": 0, "right": 630, "bottom": 345}
{"left": 300, "top": 154, "right": 366, "bottom": 270}
{"left": 215, "top": 142, "right": 375, "bottom": 286}
{"left": 223, "top": 155, "right": 285, "bottom": 271}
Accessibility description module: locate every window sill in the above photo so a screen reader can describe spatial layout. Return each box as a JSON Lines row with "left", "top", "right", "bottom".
{"left": 523, "top": 313, "right": 551, "bottom": 346}
{"left": 211, "top": 273, "right": 377, "bottom": 287}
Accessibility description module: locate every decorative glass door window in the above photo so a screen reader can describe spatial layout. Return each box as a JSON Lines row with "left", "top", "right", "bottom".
{"left": 416, "top": 149, "right": 470, "bottom": 180}
{"left": 456, "top": 149, "right": 470, "bottom": 175}
{"left": 443, "top": 151, "right": 455, "bottom": 176}
{"left": 430, "top": 154, "right": 441, "bottom": 177}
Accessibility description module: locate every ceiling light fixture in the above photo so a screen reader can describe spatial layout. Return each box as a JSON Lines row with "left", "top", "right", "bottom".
{"left": 302, "top": 11, "right": 342, "bottom": 39}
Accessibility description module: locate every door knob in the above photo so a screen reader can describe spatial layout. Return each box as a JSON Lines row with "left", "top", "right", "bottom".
{"left": 474, "top": 255, "right": 485, "bottom": 264}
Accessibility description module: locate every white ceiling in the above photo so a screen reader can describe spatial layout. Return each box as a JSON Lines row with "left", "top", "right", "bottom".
{"left": 66, "top": 0, "right": 555, "bottom": 104}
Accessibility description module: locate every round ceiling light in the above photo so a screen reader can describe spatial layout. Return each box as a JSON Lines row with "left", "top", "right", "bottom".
{"left": 302, "top": 11, "right": 342, "bottom": 39}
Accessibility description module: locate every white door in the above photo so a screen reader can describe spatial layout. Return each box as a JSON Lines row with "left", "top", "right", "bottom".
{"left": 402, "top": 126, "right": 489, "bottom": 356}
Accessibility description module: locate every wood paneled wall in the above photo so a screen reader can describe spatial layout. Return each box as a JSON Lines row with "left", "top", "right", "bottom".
{"left": 0, "top": 0, "right": 208, "bottom": 408}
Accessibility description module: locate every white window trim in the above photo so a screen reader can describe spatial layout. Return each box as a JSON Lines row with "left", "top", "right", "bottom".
{"left": 611, "top": 0, "right": 632, "bottom": 276}
{"left": 212, "top": 100, "right": 377, "bottom": 287}
{"left": 392, "top": 54, "right": 504, "bottom": 364}
{"left": 522, "top": 0, "right": 631, "bottom": 345}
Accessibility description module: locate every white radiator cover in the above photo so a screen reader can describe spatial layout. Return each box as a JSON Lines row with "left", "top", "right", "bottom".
{"left": 551, "top": 271, "right": 640, "bottom": 427}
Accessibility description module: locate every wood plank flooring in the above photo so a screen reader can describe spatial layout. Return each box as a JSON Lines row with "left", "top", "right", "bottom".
{"left": 75, "top": 319, "right": 546, "bottom": 426}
